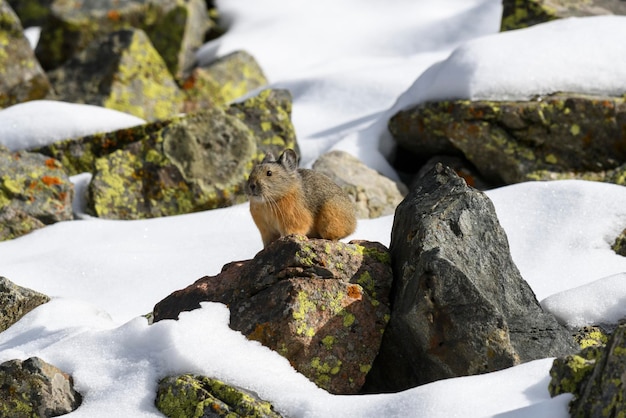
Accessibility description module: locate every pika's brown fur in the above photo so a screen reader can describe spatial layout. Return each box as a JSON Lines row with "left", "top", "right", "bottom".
{"left": 246, "top": 149, "right": 357, "bottom": 248}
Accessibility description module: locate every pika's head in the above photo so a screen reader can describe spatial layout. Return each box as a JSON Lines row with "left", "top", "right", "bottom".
{"left": 246, "top": 149, "right": 300, "bottom": 202}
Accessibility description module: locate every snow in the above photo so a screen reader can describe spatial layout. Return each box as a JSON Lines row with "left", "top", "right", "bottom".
{"left": 1, "top": 1, "right": 626, "bottom": 416}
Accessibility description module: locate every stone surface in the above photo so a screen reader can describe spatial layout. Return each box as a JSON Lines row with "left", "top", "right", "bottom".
{"left": 312, "top": 150, "right": 407, "bottom": 218}
{"left": 0, "top": 1, "right": 51, "bottom": 109}
{"left": 501, "top": 0, "right": 626, "bottom": 31}
{"left": 48, "top": 28, "right": 184, "bottom": 121}
{"left": 226, "top": 89, "right": 299, "bottom": 158}
{"left": 35, "top": 0, "right": 210, "bottom": 80}
{"left": 87, "top": 106, "right": 257, "bottom": 219}
{"left": 389, "top": 93, "right": 626, "bottom": 185}
{"left": 363, "top": 163, "right": 576, "bottom": 393}
{"left": 156, "top": 374, "right": 283, "bottom": 418}
{"left": 153, "top": 235, "right": 393, "bottom": 394}
{"left": 33, "top": 118, "right": 174, "bottom": 176}
{"left": 0, "top": 357, "right": 82, "bottom": 417}
{"left": 0, "top": 146, "right": 74, "bottom": 241}
{"left": 0, "top": 277, "right": 49, "bottom": 332}
{"left": 6, "top": 0, "right": 53, "bottom": 27}
{"left": 550, "top": 322, "right": 626, "bottom": 417}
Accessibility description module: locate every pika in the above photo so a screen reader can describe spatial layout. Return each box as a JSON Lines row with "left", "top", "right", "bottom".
{"left": 246, "top": 149, "right": 357, "bottom": 248}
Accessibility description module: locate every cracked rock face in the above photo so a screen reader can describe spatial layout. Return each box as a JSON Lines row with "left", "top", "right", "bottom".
{"left": 362, "top": 163, "right": 576, "bottom": 393}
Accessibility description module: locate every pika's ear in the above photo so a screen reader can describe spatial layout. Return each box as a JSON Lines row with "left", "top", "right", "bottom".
{"left": 278, "top": 149, "right": 298, "bottom": 172}
{"left": 261, "top": 151, "right": 276, "bottom": 163}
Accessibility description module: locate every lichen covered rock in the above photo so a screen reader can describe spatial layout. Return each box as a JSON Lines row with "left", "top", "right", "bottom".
{"left": 0, "top": 146, "right": 73, "bottom": 241}
{"left": 87, "top": 106, "right": 257, "bottom": 219}
{"left": 390, "top": 93, "right": 626, "bottom": 185}
{"left": 48, "top": 28, "right": 184, "bottom": 121}
{"left": 0, "top": 277, "right": 49, "bottom": 332}
{"left": 156, "top": 374, "right": 283, "bottom": 418}
{"left": 35, "top": 0, "right": 210, "bottom": 80}
{"left": 153, "top": 236, "right": 393, "bottom": 394}
{"left": 501, "top": 0, "right": 626, "bottom": 31}
{"left": 612, "top": 228, "right": 626, "bottom": 256}
{"left": 227, "top": 88, "right": 299, "bottom": 157}
{"left": 6, "top": 0, "right": 53, "bottom": 27}
{"left": 0, "top": 2, "right": 51, "bottom": 109}
{"left": 0, "top": 357, "right": 82, "bottom": 418}
{"left": 312, "top": 150, "right": 407, "bottom": 219}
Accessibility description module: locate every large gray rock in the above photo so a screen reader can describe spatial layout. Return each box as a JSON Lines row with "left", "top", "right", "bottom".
{"left": 0, "top": 357, "right": 82, "bottom": 417}
{"left": 363, "top": 163, "right": 576, "bottom": 393}
{"left": 153, "top": 236, "right": 392, "bottom": 395}
{"left": 48, "top": 28, "right": 185, "bottom": 121}
{"left": 0, "top": 2, "right": 51, "bottom": 109}
{"left": 0, "top": 277, "right": 49, "bottom": 332}
{"left": 389, "top": 93, "right": 626, "bottom": 185}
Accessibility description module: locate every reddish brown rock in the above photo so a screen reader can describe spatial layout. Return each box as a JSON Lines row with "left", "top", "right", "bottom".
{"left": 153, "top": 235, "right": 392, "bottom": 395}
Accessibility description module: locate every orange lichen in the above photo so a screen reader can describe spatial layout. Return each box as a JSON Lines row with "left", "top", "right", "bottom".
{"left": 347, "top": 284, "right": 362, "bottom": 301}
{"left": 42, "top": 176, "right": 63, "bottom": 186}
{"left": 107, "top": 9, "right": 121, "bottom": 21}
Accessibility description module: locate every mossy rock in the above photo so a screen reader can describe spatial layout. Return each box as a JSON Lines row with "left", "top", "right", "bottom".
{"left": 6, "top": 0, "right": 53, "bottom": 27}
{"left": 0, "top": 1, "right": 52, "bottom": 109}
{"left": 613, "top": 228, "right": 626, "bottom": 256}
{"left": 0, "top": 146, "right": 73, "bottom": 241}
{"left": 501, "top": 0, "right": 626, "bottom": 31}
{"left": 227, "top": 89, "right": 299, "bottom": 158}
{"left": 87, "top": 106, "right": 258, "bottom": 219}
{"left": 35, "top": 0, "right": 211, "bottom": 80}
{"left": 33, "top": 118, "right": 175, "bottom": 176}
{"left": 390, "top": 93, "right": 626, "bottom": 185}
{"left": 156, "top": 374, "right": 283, "bottom": 418}
{"left": 48, "top": 28, "right": 184, "bottom": 121}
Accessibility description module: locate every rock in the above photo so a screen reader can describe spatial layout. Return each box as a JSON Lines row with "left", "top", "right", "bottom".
{"left": 362, "top": 163, "right": 576, "bottom": 393}
{"left": 35, "top": 0, "right": 210, "bottom": 80}
{"left": 33, "top": 118, "right": 174, "bottom": 176}
{"left": 87, "top": 106, "right": 257, "bottom": 219}
{"left": 6, "top": 0, "right": 53, "bottom": 28}
{"left": 550, "top": 322, "right": 626, "bottom": 417}
{"left": 0, "top": 1, "right": 51, "bottom": 109}
{"left": 153, "top": 236, "right": 393, "bottom": 394}
{"left": 612, "top": 228, "right": 626, "bottom": 256}
{"left": 182, "top": 50, "right": 268, "bottom": 112}
{"left": 414, "top": 155, "right": 493, "bottom": 190}
{"left": 312, "top": 150, "right": 407, "bottom": 219}
{"left": 0, "top": 357, "right": 82, "bottom": 417}
{"left": 501, "top": 0, "right": 626, "bottom": 31}
{"left": 389, "top": 93, "right": 626, "bottom": 185}
{"left": 0, "top": 277, "right": 49, "bottom": 332}
{"left": 48, "top": 28, "right": 185, "bottom": 121}
{"left": 156, "top": 374, "right": 283, "bottom": 418}
{"left": 203, "top": 50, "right": 268, "bottom": 103}
{"left": 226, "top": 89, "right": 299, "bottom": 157}
{"left": 0, "top": 146, "right": 74, "bottom": 241}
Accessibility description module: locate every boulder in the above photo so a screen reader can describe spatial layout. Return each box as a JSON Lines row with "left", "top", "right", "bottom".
{"left": 87, "top": 106, "right": 257, "bottom": 219}
{"left": 362, "top": 163, "right": 576, "bottom": 393}
{"left": 182, "top": 50, "right": 268, "bottom": 112}
{"left": 0, "top": 357, "right": 82, "bottom": 417}
{"left": 501, "top": 0, "right": 626, "bottom": 31}
{"left": 550, "top": 322, "right": 626, "bottom": 417}
{"left": 0, "top": 2, "right": 51, "bottom": 109}
{"left": 389, "top": 93, "right": 626, "bottom": 185}
{"left": 33, "top": 118, "right": 173, "bottom": 176}
{"left": 0, "top": 277, "right": 49, "bottom": 332}
{"left": 226, "top": 89, "right": 299, "bottom": 157}
{"left": 156, "top": 374, "right": 283, "bottom": 418}
{"left": 312, "top": 150, "right": 407, "bottom": 219}
{"left": 47, "top": 29, "right": 185, "bottom": 121}
{"left": 0, "top": 146, "right": 73, "bottom": 241}
{"left": 35, "top": 0, "right": 210, "bottom": 80}
{"left": 6, "top": 0, "right": 53, "bottom": 28}
{"left": 153, "top": 236, "right": 393, "bottom": 395}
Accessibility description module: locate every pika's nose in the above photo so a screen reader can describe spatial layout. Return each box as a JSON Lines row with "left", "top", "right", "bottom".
{"left": 247, "top": 181, "right": 257, "bottom": 195}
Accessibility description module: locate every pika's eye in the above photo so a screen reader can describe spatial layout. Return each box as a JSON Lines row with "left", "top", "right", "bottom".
{"left": 266, "top": 170, "right": 272, "bottom": 176}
